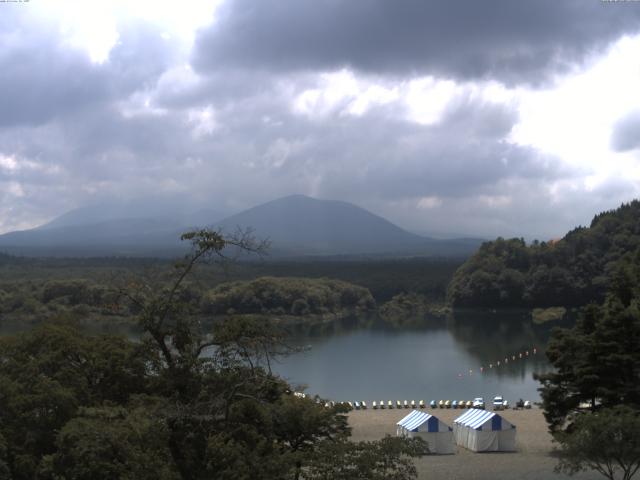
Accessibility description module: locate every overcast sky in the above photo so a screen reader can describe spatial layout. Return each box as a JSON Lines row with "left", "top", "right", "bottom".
{"left": 1, "top": 0, "right": 640, "bottom": 239}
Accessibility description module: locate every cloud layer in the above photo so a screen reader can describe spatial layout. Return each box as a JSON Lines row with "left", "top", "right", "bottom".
{"left": 1, "top": 1, "right": 640, "bottom": 240}
{"left": 194, "top": 0, "right": 640, "bottom": 84}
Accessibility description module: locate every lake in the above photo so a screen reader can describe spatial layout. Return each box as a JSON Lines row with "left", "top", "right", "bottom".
{"left": 0, "top": 310, "right": 556, "bottom": 406}
{"left": 273, "top": 312, "right": 554, "bottom": 404}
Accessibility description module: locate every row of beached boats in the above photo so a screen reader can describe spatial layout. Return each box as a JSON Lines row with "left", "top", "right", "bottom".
{"left": 293, "top": 393, "right": 533, "bottom": 411}
{"left": 341, "top": 398, "right": 533, "bottom": 410}
{"left": 346, "top": 400, "right": 479, "bottom": 410}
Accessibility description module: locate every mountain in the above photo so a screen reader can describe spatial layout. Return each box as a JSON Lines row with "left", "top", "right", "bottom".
{"left": 0, "top": 196, "right": 225, "bottom": 257}
{"left": 215, "top": 195, "right": 480, "bottom": 257}
{"left": 37, "top": 197, "right": 223, "bottom": 231}
{"left": 0, "top": 195, "right": 482, "bottom": 258}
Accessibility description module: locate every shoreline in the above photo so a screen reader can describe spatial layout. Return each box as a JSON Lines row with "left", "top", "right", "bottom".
{"left": 348, "top": 408, "right": 600, "bottom": 480}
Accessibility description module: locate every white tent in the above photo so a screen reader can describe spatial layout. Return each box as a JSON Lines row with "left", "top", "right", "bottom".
{"left": 453, "top": 409, "right": 516, "bottom": 452}
{"left": 396, "top": 410, "right": 455, "bottom": 454}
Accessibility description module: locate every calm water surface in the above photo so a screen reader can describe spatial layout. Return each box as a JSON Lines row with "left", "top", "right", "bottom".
{"left": 273, "top": 313, "right": 553, "bottom": 403}
{"left": 0, "top": 310, "right": 556, "bottom": 405}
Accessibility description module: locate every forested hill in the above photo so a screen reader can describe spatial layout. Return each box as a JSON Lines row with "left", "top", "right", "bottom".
{"left": 447, "top": 200, "right": 640, "bottom": 308}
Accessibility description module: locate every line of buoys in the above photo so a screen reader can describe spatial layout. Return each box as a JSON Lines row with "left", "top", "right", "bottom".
{"left": 457, "top": 346, "right": 539, "bottom": 379}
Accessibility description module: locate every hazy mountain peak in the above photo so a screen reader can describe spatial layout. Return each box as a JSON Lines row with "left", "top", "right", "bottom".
{"left": 0, "top": 195, "right": 480, "bottom": 258}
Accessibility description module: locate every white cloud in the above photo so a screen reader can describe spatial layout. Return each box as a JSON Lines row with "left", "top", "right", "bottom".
{"left": 405, "top": 77, "right": 461, "bottom": 125}
{"left": 292, "top": 69, "right": 399, "bottom": 118}
{"left": 187, "top": 105, "right": 217, "bottom": 138}
{"left": 6, "top": 181, "right": 25, "bottom": 198}
{"left": 511, "top": 34, "right": 640, "bottom": 190}
{"left": 0, "top": 154, "right": 18, "bottom": 171}
{"left": 417, "top": 196, "right": 443, "bottom": 209}
{"left": 32, "top": 0, "right": 222, "bottom": 63}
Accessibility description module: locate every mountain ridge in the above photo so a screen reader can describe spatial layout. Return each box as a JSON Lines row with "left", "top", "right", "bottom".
{"left": 0, "top": 195, "right": 482, "bottom": 258}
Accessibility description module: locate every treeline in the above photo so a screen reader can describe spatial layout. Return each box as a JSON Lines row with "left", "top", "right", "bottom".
{"left": 202, "top": 277, "right": 375, "bottom": 317}
{"left": 534, "top": 240, "right": 640, "bottom": 478}
{"left": 1, "top": 275, "right": 445, "bottom": 330}
{"left": 447, "top": 200, "right": 640, "bottom": 308}
{"left": 0, "top": 276, "right": 375, "bottom": 327}
{"left": 0, "top": 279, "right": 124, "bottom": 325}
{"left": 0, "top": 254, "right": 460, "bottom": 329}
{"left": 0, "top": 255, "right": 461, "bottom": 304}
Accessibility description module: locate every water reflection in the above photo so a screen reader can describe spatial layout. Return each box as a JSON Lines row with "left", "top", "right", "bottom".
{"left": 273, "top": 310, "right": 559, "bottom": 403}
{"left": 0, "top": 309, "right": 563, "bottom": 404}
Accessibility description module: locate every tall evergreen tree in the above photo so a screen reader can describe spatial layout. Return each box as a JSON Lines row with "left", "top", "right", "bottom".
{"left": 537, "top": 252, "right": 640, "bottom": 432}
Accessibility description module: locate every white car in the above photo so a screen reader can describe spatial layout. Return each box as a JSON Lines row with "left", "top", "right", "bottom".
{"left": 472, "top": 397, "right": 485, "bottom": 409}
{"left": 493, "top": 396, "right": 504, "bottom": 410}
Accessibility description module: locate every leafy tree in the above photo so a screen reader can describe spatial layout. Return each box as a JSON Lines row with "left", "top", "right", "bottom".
{"left": 41, "top": 403, "right": 178, "bottom": 480}
{"left": 271, "top": 395, "right": 351, "bottom": 480}
{"left": 0, "top": 229, "right": 427, "bottom": 479}
{"left": 0, "top": 320, "right": 151, "bottom": 480}
{"left": 555, "top": 406, "right": 640, "bottom": 480}
{"left": 306, "top": 436, "right": 429, "bottom": 480}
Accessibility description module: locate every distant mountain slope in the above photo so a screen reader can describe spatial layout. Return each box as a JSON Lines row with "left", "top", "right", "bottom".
{"left": 0, "top": 196, "right": 224, "bottom": 257}
{"left": 0, "top": 218, "right": 186, "bottom": 257}
{"left": 447, "top": 200, "right": 640, "bottom": 308}
{"left": 0, "top": 195, "right": 481, "bottom": 258}
{"left": 217, "top": 195, "right": 422, "bottom": 254}
{"left": 38, "top": 197, "right": 223, "bottom": 230}
{"left": 216, "top": 195, "right": 479, "bottom": 257}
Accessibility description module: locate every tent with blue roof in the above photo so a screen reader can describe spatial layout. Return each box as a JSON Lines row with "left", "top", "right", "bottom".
{"left": 453, "top": 409, "right": 516, "bottom": 452}
{"left": 396, "top": 410, "right": 454, "bottom": 454}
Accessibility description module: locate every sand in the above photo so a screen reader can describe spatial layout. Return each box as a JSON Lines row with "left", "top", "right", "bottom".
{"left": 348, "top": 407, "right": 601, "bottom": 480}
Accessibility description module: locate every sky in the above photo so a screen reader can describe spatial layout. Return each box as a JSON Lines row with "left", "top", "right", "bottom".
{"left": 1, "top": 0, "right": 640, "bottom": 239}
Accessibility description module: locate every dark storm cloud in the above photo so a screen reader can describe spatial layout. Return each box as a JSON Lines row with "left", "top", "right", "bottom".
{"left": 192, "top": 0, "right": 640, "bottom": 85}
{"left": 0, "top": 10, "right": 176, "bottom": 127}
{"left": 611, "top": 110, "right": 640, "bottom": 152}
{"left": 0, "top": 12, "right": 110, "bottom": 126}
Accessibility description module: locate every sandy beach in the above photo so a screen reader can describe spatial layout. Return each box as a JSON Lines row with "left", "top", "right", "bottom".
{"left": 348, "top": 407, "right": 601, "bottom": 480}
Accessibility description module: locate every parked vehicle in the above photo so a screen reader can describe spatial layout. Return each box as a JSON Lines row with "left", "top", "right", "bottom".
{"left": 493, "top": 396, "right": 504, "bottom": 410}
{"left": 472, "top": 397, "right": 485, "bottom": 409}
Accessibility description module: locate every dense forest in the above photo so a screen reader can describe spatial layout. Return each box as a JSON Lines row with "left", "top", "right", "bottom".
{"left": 0, "top": 231, "right": 429, "bottom": 479}
{"left": 0, "top": 276, "right": 375, "bottom": 330}
{"left": 0, "top": 254, "right": 458, "bottom": 331}
{"left": 447, "top": 201, "right": 640, "bottom": 308}
{"left": 201, "top": 277, "right": 375, "bottom": 318}
{"left": 0, "top": 254, "right": 459, "bottom": 303}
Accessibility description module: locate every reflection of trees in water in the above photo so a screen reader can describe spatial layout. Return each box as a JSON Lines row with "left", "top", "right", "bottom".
{"left": 285, "top": 310, "right": 449, "bottom": 339}
{"left": 285, "top": 313, "right": 372, "bottom": 337}
{"left": 448, "top": 309, "right": 555, "bottom": 380}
